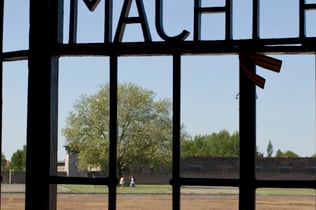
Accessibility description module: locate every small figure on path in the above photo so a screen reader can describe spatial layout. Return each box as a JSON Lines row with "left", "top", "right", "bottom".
{"left": 119, "top": 176, "right": 125, "bottom": 188}
{"left": 129, "top": 175, "right": 135, "bottom": 188}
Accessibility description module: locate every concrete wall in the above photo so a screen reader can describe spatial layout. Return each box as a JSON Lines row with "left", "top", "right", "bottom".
{"left": 2, "top": 157, "right": 315, "bottom": 184}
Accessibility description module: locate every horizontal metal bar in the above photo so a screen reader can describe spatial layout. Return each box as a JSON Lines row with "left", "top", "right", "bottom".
{"left": 4, "top": 37, "right": 316, "bottom": 61}
{"left": 2, "top": 50, "right": 29, "bottom": 61}
{"left": 53, "top": 38, "right": 316, "bottom": 56}
{"left": 199, "top": 7, "right": 226, "bottom": 13}
{"left": 304, "top": 4, "right": 316, "bottom": 9}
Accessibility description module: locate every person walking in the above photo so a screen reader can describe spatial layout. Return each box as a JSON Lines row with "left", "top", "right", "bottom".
{"left": 119, "top": 176, "right": 125, "bottom": 188}
{"left": 129, "top": 175, "right": 135, "bottom": 188}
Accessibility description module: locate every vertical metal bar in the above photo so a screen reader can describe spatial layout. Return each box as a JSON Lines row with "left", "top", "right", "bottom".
{"left": 0, "top": 0, "right": 3, "bottom": 208}
{"left": 104, "top": 0, "right": 113, "bottom": 43}
{"left": 27, "top": 0, "right": 62, "bottom": 209}
{"left": 239, "top": 58, "right": 256, "bottom": 210}
{"left": 49, "top": 58, "right": 59, "bottom": 210}
{"left": 193, "top": 0, "right": 201, "bottom": 41}
{"left": 69, "top": 0, "right": 78, "bottom": 44}
{"left": 108, "top": 55, "right": 118, "bottom": 210}
{"left": 172, "top": 54, "right": 181, "bottom": 210}
{"left": 314, "top": 53, "right": 316, "bottom": 178}
{"left": 27, "top": 0, "right": 52, "bottom": 207}
{"left": 252, "top": 0, "right": 259, "bottom": 40}
{"left": 299, "top": 0, "right": 305, "bottom": 39}
{"left": 225, "top": 0, "right": 232, "bottom": 40}
{"left": 50, "top": 1, "right": 63, "bottom": 209}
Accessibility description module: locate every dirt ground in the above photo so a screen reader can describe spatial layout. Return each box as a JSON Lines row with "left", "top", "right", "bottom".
{"left": 0, "top": 185, "right": 315, "bottom": 209}
{"left": 1, "top": 193, "right": 315, "bottom": 210}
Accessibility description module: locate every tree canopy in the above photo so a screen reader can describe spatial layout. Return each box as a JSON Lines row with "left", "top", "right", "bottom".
{"left": 266, "top": 140, "right": 273, "bottom": 157}
{"left": 275, "top": 149, "right": 299, "bottom": 158}
{"left": 10, "top": 145, "right": 26, "bottom": 171}
{"left": 181, "top": 130, "right": 239, "bottom": 157}
{"left": 61, "top": 83, "right": 309, "bottom": 175}
{"left": 1, "top": 153, "right": 8, "bottom": 171}
{"left": 62, "top": 83, "right": 173, "bottom": 175}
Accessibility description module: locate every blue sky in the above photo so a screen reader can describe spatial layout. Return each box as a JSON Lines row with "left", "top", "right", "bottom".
{"left": 2, "top": 0, "right": 315, "bottom": 161}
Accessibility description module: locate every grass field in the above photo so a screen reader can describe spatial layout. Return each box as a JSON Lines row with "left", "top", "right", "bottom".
{"left": 1, "top": 184, "right": 315, "bottom": 210}
{"left": 57, "top": 184, "right": 316, "bottom": 195}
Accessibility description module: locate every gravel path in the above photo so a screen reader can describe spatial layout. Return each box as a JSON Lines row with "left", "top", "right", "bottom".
{"left": 1, "top": 184, "right": 25, "bottom": 193}
{"left": 1, "top": 184, "right": 72, "bottom": 193}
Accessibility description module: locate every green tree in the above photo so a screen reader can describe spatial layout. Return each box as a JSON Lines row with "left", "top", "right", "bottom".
{"left": 275, "top": 149, "right": 282, "bottom": 157}
{"left": 181, "top": 130, "right": 239, "bottom": 157}
{"left": 266, "top": 140, "right": 273, "bottom": 157}
{"left": 275, "top": 149, "right": 299, "bottom": 158}
{"left": 10, "top": 145, "right": 27, "bottom": 171}
{"left": 181, "top": 134, "right": 211, "bottom": 157}
{"left": 1, "top": 153, "right": 8, "bottom": 171}
{"left": 62, "top": 83, "right": 174, "bottom": 176}
{"left": 181, "top": 130, "right": 270, "bottom": 158}
{"left": 256, "top": 147, "right": 264, "bottom": 158}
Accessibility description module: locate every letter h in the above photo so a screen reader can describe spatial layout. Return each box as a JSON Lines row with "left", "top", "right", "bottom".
{"left": 299, "top": 0, "right": 316, "bottom": 38}
{"left": 193, "top": 0, "right": 232, "bottom": 41}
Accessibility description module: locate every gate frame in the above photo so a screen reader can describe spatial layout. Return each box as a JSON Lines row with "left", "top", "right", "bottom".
{"left": 0, "top": 0, "right": 315, "bottom": 210}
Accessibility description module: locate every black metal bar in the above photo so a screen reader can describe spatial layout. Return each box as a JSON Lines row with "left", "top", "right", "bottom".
{"left": 104, "top": 0, "right": 113, "bottom": 43}
{"left": 172, "top": 53, "right": 181, "bottom": 210}
{"left": 27, "top": 0, "right": 52, "bottom": 208}
{"left": 225, "top": 0, "right": 232, "bottom": 40}
{"left": 253, "top": 0, "right": 259, "bottom": 40}
{"left": 300, "top": 1, "right": 316, "bottom": 39}
{"left": 193, "top": 0, "right": 201, "bottom": 41}
{"left": 304, "top": 3, "right": 316, "bottom": 9}
{"left": 69, "top": 0, "right": 78, "bottom": 44}
{"left": 50, "top": 39, "right": 316, "bottom": 57}
{"left": 108, "top": 55, "right": 118, "bottom": 210}
{"left": 199, "top": 7, "right": 226, "bottom": 13}
{"left": 0, "top": 0, "right": 3, "bottom": 208}
{"left": 50, "top": 1, "right": 63, "bottom": 209}
{"left": 239, "top": 54, "right": 257, "bottom": 210}
{"left": 26, "top": 0, "right": 62, "bottom": 209}
{"left": 7, "top": 36, "right": 316, "bottom": 61}
{"left": 299, "top": 0, "right": 305, "bottom": 39}
{"left": 2, "top": 50, "right": 29, "bottom": 61}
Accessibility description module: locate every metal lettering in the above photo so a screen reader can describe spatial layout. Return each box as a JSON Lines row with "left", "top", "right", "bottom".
{"left": 155, "top": 0, "right": 190, "bottom": 41}
{"left": 77, "top": 0, "right": 316, "bottom": 43}
{"left": 193, "top": 0, "right": 232, "bottom": 41}
{"left": 114, "top": 0, "right": 152, "bottom": 43}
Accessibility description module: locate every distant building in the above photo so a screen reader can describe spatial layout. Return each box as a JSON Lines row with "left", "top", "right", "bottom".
{"left": 64, "top": 146, "right": 87, "bottom": 177}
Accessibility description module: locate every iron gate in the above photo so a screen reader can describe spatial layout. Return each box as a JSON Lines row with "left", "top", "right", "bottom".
{"left": 0, "top": 0, "right": 315, "bottom": 209}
